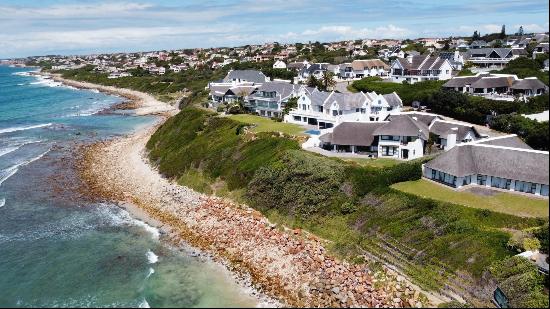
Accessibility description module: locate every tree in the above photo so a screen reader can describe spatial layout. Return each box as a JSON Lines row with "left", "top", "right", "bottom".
{"left": 472, "top": 30, "right": 480, "bottom": 40}
{"left": 283, "top": 97, "right": 298, "bottom": 115}
{"left": 500, "top": 25, "right": 506, "bottom": 39}
{"left": 516, "top": 26, "right": 524, "bottom": 36}
{"left": 306, "top": 75, "right": 320, "bottom": 88}
{"left": 321, "top": 71, "right": 336, "bottom": 91}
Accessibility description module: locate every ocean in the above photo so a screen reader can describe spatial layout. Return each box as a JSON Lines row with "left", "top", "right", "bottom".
{"left": 0, "top": 66, "right": 260, "bottom": 308}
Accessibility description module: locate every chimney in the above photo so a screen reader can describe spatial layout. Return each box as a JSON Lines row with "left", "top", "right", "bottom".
{"left": 407, "top": 55, "right": 413, "bottom": 64}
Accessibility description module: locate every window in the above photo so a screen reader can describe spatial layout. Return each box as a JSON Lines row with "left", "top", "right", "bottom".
{"left": 530, "top": 183, "right": 537, "bottom": 194}
{"left": 477, "top": 174, "right": 487, "bottom": 186}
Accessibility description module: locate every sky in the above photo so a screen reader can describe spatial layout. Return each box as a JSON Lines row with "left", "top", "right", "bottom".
{"left": 1, "top": 0, "right": 548, "bottom": 58}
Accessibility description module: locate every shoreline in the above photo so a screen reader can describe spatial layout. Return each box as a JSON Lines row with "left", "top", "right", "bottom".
{"left": 54, "top": 74, "right": 433, "bottom": 307}
{"left": 36, "top": 71, "right": 177, "bottom": 116}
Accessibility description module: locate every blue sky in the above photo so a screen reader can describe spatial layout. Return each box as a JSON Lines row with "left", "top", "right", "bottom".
{"left": 1, "top": 0, "right": 548, "bottom": 58}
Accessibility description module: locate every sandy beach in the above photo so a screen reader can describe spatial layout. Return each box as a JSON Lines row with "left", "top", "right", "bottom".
{"left": 67, "top": 77, "right": 434, "bottom": 307}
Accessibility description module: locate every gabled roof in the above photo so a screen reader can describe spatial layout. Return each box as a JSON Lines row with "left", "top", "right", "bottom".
{"left": 326, "top": 92, "right": 368, "bottom": 110}
{"left": 327, "top": 122, "right": 386, "bottom": 146}
{"left": 351, "top": 59, "right": 389, "bottom": 71}
{"left": 223, "top": 70, "right": 267, "bottom": 83}
{"left": 308, "top": 90, "right": 333, "bottom": 106}
{"left": 429, "top": 120, "right": 481, "bottom": 140}
{"left": 300, "top": 63, "right": 328, "bottom": 75}
{"left": 477, "top": 135, "right": 532, "bottom": 150}
{"left": 466, "top": 48, "right": 513, "bottom": 59}
{"left": 392, "top": 112, "right": 442, "bottom": 126}
{"left": 209, "top": 85, "right": 231, "bottom": 96}
{"left": 373, "top": 114, "right": 430, "bottom": 139}
{"left": 253, "top": 82, "right": 296, "bottom": 100}
{"left": 425, "top": 143, "right": 549, "bottom": 185}
{"left": 394, "top": 55, "right": 449, "bottom": 70}
{"left": 382, "top": 92, "right": 403, "bottom": 107}
{"left": 227, "top": 85, "right": 257, "bottom": 96}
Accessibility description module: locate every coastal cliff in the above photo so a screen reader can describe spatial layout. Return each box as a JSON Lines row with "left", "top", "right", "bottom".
{"left": 72, "top": 80, "right": 543, "bottom": 307}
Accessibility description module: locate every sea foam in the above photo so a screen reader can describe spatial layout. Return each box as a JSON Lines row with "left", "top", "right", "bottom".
{"left": 0, "top": 123, "right": 52, "bottom": 134}
{"left": 0, "top": 148, "right": 50, "bottom": 187}
{"left": 0, "top": 146, "right": 19, "bottom": 158}
{"left": 146, "top": 250, "right": 159, "bottom": 264}
{"left": 139, "top": 299, "right": 150, "bottom": 308}
{"left": 0, "top": 198, "right": 5, "bottom": 208}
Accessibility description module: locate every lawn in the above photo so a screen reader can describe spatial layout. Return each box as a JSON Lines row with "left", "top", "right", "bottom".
{"left": 340, "top": 157, "right": 401, "bottom": 168}
{"left": 391, "top": 179, "right": 549, "bottom": 218}
{"left": 228, "top": 114, "right": 306, "bottom": 136}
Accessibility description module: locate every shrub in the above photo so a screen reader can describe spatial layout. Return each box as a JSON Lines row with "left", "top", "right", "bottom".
{"left": 522, "top": 238, "right": 541, "bottom": 252}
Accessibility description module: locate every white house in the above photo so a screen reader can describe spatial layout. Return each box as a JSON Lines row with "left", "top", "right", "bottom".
{"left": 372, "top": 115, "right": 429, "bottom": 160}
{"left": 438, "top": 51, "right": 465, "bottom": 70}
{"left": 463, "top": 48, "right": 523, "bottom": 68}
{"left": 443, "top": 73, "right": 548, "bottom": 100}
{"left": 207, "top": 70, "right": 269, "bottom": 105}
{"left": 285, "top": 88, "right": 403, "bottom": 129}
{"left": 247, "top": 81, "right": 299, "bottom": 118}
{"left": 297, "top": 63, "right": 329, "bottom": 82}
{"left": 390, "top": 55, "right": 453, "bottom": 84}
{"left": 273, "top": 60, "right": 287, "bottom": 69}
{"left": 317, "top": 112, "right": 487, "bottom": 160}
{"left": 339, "top": 59, "right": 390, "bottom": 79}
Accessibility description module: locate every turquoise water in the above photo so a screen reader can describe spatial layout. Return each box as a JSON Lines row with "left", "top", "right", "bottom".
{"left": 0, "top": 66, "right": 260, "bottom": 308}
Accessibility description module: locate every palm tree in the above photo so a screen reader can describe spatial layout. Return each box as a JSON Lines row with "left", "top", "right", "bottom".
{"left": 322, "top": 71, "right": 336, "bottom": 91}
{"left": 307, "top": 75, "right": 320, "bottom": 88}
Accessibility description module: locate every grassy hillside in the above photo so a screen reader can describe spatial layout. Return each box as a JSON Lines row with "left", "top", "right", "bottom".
{"left": 146, "top": 107, "right": 547, "bottom": 300}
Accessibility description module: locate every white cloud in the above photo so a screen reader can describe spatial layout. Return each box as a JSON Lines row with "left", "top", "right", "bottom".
{"left": 457, "top": 23, "right": 548, "bottom": 36}
{"left": 513, "top": 23, "right": 549, "bottom": 33}
{"left": 0, "top": 26, "right": 239, "bottom": 56}
{"left": 0, "top": 2, "right": 153, "bottom": 18}
{"left": 300, "top": 24, "right": 411, "bottom": 39}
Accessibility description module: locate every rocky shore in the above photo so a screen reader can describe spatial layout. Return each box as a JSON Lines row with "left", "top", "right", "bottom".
{"left": 69, "top": 78, "right": 434, "bottom": 307}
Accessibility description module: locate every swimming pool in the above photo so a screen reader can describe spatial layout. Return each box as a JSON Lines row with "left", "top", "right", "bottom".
{"left": 305, "top": 129, "right": 321, "bottom": 135}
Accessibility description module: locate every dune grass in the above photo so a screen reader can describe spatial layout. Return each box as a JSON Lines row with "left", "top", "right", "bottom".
{"left": 391, "top": 179, "right": 549, "bottom": 218}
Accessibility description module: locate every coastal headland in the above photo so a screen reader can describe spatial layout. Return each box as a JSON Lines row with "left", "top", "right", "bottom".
{"left": 53, "top": 72, "right": 434, "bottom": 308}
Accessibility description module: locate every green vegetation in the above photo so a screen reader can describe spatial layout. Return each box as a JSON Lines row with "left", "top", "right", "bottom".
{"left": 420, "top": 90, "right": 548, "bottom": 151}
{"left": 350, "top": 75, "right": 549, "bottom": 150}
{"left": 391, "top": 179, "right": 549, "bottom": 218}
{"left": 227, "top": 114, "right": 306, "bottom": 136}
{"left": 490, "top": 256, "right": 549, "bottom": 308}
{"left": 228, "top": 61, "right": 297, "bottom": 81}
{"left": 60, "top": 65, "right": 226, "bottom": 105}
{"left": 494, "top": 56, "right": 549, "bottom": 86}
{"left": 338, "top": 157, "right": 401, "bottom": 168}
{"left": 146, "top": 107, "right": 547, "bottom": 297}
{"left": 490, "top": 113, "right": 549, "bottom": 151}
{"left": 350, "top": 77, "right": 445, "bottom": 104}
